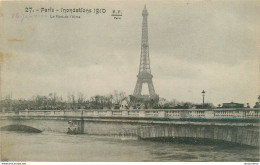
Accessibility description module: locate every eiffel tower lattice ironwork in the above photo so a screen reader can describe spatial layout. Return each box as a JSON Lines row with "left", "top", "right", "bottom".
{"left": 132, "top": 5, "right": 159, "bottom": 102}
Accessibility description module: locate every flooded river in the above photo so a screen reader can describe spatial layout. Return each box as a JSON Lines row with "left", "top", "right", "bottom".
{"left": 0, "top": 131, "right": 259, "bottom": 162}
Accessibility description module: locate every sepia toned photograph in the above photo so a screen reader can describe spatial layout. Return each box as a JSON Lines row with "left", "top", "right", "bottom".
{"left": 0, "top": 0, "right": 259, "bottom": 163}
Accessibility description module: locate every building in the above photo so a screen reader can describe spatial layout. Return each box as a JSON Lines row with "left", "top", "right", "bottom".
{"left": 222, "top": 102, "right": 244, "bottom": 108}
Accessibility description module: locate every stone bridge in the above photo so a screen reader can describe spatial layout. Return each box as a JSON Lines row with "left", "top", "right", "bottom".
{"left": 122, "top": 124, "right": 259, "bottom": 147}
{"left": 0, "top": 108, "right": 259, "bottom": 147}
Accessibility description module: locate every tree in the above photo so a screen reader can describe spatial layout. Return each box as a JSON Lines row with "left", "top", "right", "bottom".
{"left": 246, "top": 103, "right": 250, "bottom": 108}
{"left": 254, "top": 95, "right": 260, "bottom": 108}
{"left": 112, "top": 90, "right": 126, "bottom": 104}
{"left": 77, "top": 92, "right": 85, "bottom": 104}
{"left": 254, "top": 102, "right": 260, "bottom": 108}
{"left": 203, "top": 103, "right": 215, "bottom": 109}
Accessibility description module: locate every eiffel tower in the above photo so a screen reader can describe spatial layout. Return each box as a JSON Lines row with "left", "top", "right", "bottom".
{"left": 130, "top": 5, "right": 159, "bottom": 108}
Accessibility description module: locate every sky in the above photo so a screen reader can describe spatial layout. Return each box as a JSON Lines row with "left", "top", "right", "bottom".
{"left": 0, "top": 0, "right": 259, "bottom": 106}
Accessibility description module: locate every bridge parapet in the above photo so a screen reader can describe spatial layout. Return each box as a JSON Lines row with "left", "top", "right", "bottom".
{"left": 1, "top": 109, "right": 259, "bottom": 147}
{"left": 1, "top": 108, "right": 260, "bottom": 120}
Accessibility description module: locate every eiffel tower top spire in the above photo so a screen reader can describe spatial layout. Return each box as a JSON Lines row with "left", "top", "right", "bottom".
{"left": 139, "top": 5, "right": 151, "bottom": 74}
{"left": 142, "top": 5, "right": 148, "bottom": 16}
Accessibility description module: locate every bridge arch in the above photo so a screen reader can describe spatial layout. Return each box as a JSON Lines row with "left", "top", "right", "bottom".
{"left": 0, "top": 124, "right": 42, "bottom": 133}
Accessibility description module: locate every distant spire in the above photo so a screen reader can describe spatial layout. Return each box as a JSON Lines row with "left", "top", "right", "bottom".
{"left": 142, "top": 4, "right": 148, "bottom": 16}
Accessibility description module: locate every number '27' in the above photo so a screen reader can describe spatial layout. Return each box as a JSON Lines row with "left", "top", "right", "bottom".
{"left": 25, "top": 7, "right": 33, "bottom": 12}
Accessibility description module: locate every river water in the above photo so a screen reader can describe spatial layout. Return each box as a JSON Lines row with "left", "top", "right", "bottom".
{"left": 0, "top": 131, "right": 259, "bottom": 162}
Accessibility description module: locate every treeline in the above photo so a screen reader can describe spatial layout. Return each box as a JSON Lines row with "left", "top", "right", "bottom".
{"left": 3, "top": 92, "right": 256, "bottom": 111}
{"left": 0, "top": 92, "right": 216, "bottom": 111}
{"left": 0, "top": 91, "right": 127, "bottom": 111}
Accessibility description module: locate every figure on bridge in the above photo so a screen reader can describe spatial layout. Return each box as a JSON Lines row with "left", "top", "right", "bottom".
{"left": 67, "top": 121, "right": 78, "bottom": 135}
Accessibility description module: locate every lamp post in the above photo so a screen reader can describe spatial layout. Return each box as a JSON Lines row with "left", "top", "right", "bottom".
{"left": 202, "top": 90, "right": 206, "bottom": 108}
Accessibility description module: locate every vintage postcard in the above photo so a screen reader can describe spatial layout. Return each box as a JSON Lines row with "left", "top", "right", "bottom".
{"left": 0, "top": 0, "right": 259, "bottom": 163}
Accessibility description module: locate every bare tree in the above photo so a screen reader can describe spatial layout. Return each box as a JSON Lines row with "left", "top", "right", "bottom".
{"left": 77, "top": 92, "right": 85, "bottom": 104}
{"left": 112, "top": 90, "right": 126, "bottom": 104}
